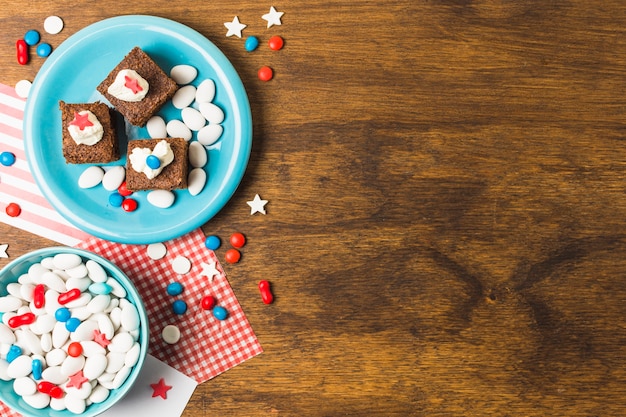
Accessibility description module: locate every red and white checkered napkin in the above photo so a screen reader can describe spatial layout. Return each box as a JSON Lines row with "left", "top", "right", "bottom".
{"left": 76, "top": 228, "right": 263, "bottom": 384}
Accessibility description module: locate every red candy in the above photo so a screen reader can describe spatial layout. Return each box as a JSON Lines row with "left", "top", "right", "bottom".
{"left": 201, "top": 295, "right": 216, "bottom": 310}
{"left": 8, "top": 312, "right": 35, "bottom": 328}
{"left": 118, "top": 181, "right": 133, "bottom": 197}
{"left": 16, "top": 39, "right": 28, "bottom": 65}
{"left": 5, "top": 202, "right": 21, "bottom": 217}
{"left": 33, "top": 284, "right": 45, "bottom": 308}
{"left": 68, "top": 341, "right": 83, "bottom": 357}
{"left": 224, "top": 248, "right": 241, "bottom": 264}
{"left": 258, "top": 66, "right": 273, "bottom": 81}
{"left": 268, "top": 35, "right": 284, "bottom": 51}
{"left": 58, "top": 288, "right": 81, "bottom": 305}
{"left": 230, "top": 232, "right": 246, "bottom": 248}
{"left": 122, "top": 198, "right": 138, "bottom": 212}
{"left": 258, "top": 280, "right": 274, "bottom": 304}
{"left": 37, "top": 381, "right": 64, "bottom": 399}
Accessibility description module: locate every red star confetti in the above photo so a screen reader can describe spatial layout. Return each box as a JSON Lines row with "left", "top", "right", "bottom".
{"left": 66, "top": 370, "right": 89, "bottom": 389}
{"left": 93, "top": 329, "right": 111, "bottom": 348}
{"left": 150, "top": 378, "right": 172, "bottom": 399}
{"left": 69, "top": 111, "right": 93, "bottom": 130}
{"left": 124, "top": 75, "right": 144, "bottom": 94}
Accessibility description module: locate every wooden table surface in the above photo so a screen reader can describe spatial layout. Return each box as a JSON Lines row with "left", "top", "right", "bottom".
{"left": 2, "top": 1, "right": 626, "bottom": 415}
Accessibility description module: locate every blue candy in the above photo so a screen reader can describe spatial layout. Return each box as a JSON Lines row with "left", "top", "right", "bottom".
{"left": 65, "top": 317, "right": 81, "bottom": 332}
{"left": 146, "top": 155, "right": 161, "bottom": 169}
{"left": 212, "top": 305, "right": 228, "bottom": 321}
{"left": 36, "top": 43, "right": 52, "bottom": 58}
{"left": 31, "top": 358, "right": 42, "bottom": 380}
{"left": 89, "top": 282, "right": 113, "bottom": 295}
{"left": 6, "top": 345, "right": 22, "bottom": 363}
{"left": 166, "top": 282, "right": 183, "bottom": 296}
{"left": 172, "top": 299, "right": 187, "bottom": 315}
{"left": 24, "top": 30, "right": 40, "bottom": 46}
{"left": 0, "top": 151, "right": 16, "bottom": 166}
{"left": 109, "top": 192, "right": 124, "bottom": 207}
{"left": 245, "top": 36, "right": 259, "bottom": 52}
{"left": 55, "top": 307, "right": 71, "bottom": 322}
{"left": 204, "top": 235, "right": 221, "bottom": 251}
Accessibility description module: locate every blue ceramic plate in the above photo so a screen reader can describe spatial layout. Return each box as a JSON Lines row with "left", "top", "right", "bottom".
{"left": 23, "top": 15, "right": 252, "bottom": 244}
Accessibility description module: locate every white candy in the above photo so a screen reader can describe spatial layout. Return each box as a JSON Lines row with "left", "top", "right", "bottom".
{"left": 171, "top": 85, "right": 196, "bottom": 109}
{"left": 7, "top": 355, "right": 33, "bottom": 378}
{"left": 83, "top": 353, "right": 107, "bottom": 380}
{"left": 50, "top": 396, "right": 67, "bottom": 411}
{"left": 172, "top": 255, "right": 192, "bottom": 274}
{"left": 65, "top": 395, "right": 86, "bottom": 414}
{"left": 66, "top": 263, "right": 88, "bottom": 279}
{"left": 61, "top": 354, "right": 85, "bottom": 377}
{"left": 197, "top": 123, "right": 223, "bottom": 146}
{"left": 105, "top": 352, "right": 125, "bottom": 374}
{"left": 0, "top": 323, "right": 16, "bottom": 345}
{"left": 147, "top": 190, "right": 175, "bottom": 209}
{"left": 106, "top": 277, "right": 126, "bottom": 298}
{"left": 40, "top": 332, "right": 53, "bottom": 352}
{"left": 23, "top": 392, "right": 50, "bottom": 409}
{"left": 52, "top": 321, "right": 70, "bottom": 348}
{"left": 181, "top": 107, "right": 206, "bottom": 131}
{"left": 88, "top": 294, "right": 111, "bottom": 314}
{"left": 125, "top": 343, "right": 141, "bottom": 367}
{"left": 65, "top": 276, "right": 92, "bottom": 292}
{"left": 170, "top": 64, "right": 198, "bottom": 85}
{"left": 188, "top": 141, "right": 208, "bottom": 168}
{"left": 28, "top": 263, "right": 48, "bottom": 283}
{"left": 188, "top": 168, "right": 207, "bottom": 196}
{"left": 89, "top": 385, "right": 110, "bottom": 404}
{"left": 108, "top": 332, "right": 134, "bottom": 353}
{"left": 53, "top": 253, "right": 82, "bottom": 270}
{"left": 46, "top": 349, "right": 67, "bottom": 367}
{"left": 32, "top": 314, "right": 56, "bottom": 335}
{"left": 146, "top": 116, "right": 167, "bottom": 138}
{"left": 0, "top": 359, "right": 10, "bottom": 381}
{"left": 86, "top": 260, "right": 108, "bottom": 283}
{"left": 94, "top": 313, "right": 115, "bottom": 340}
{"left": 16, "top": 329, "right": 42, "bottom": 356}
{"left": 161, "top": 324, "right": 180, "bottom": 344}
{"left": 102, "top": 166, "right": 125, "bottom": 191}
{"left": 147, "top": 243, "right": 167, "bottom": 260}
{"left": 121, "top": 303, "right": 140, "bottom": 332}
{"left": 42, "top": 271, "right": 67, "bottom": 292}
{"left": 166, "top": 119, "right": 192, "bottom": 141}
{"left": 195, "top": 79, "right": 216, "bottom": 103}
{"left": 42, "top": 365, "right": 65, "bottom": 384}
{"left": 72, "top": 320, "right": 99, "bottom": 342}
{"left": 13, "top": 376, "right": 37, "bottom": 396}
{"left": 198, "top": 102, "right": 225, "bottom": 124}
{"left": 0, "top": 295, "right": 24, "bottom": 312}
{"left": 78, "top": 166, "right": 105, "bottom": 189}
{"left": 81, "top": 341, "right": 106, "bottom": 357}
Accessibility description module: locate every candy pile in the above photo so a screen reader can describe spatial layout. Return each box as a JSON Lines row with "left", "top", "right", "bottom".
{"left": 0, "top": 252, "right": 142, "bottom": 414}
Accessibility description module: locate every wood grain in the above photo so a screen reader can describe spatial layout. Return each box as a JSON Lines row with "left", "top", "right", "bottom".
{"left": 2, "top": 1, "right": 626, "bottom": 415}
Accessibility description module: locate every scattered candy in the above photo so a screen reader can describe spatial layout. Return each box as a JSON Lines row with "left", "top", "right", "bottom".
{"left": 102, "top": 166, "right": 125, "bottom": 191}
{"left": 36, "top": 43, "right": 52, "bottom": 58}
{"left": 108, "top": 192, "right": 124, "bottom": 207}
{"left": 170, "top": 64, "right": 197, "bottom": 85}
{"left": 247, "top": 194, "right": 268, "bottom": 215}
{"left": 224, "top": 16, "right": 247, "bottom": 38}
{"left": 258, "top": 280, "right": 274, "bottom": 304}
{"left": 224, "top": 248, "right": 241, "bottom": 264}
{"left": 165, "top": 119, "right": 192, "bottom": 141}
{"left": 67, "top": 341, "right": 83, "bottom": 357}
{"left": 199, "top": 261, "right": 220, "bottom": 282}
{"left": 166, "top": 282, "right": 183, "bottom": 296}
{"left": 122, "top": 198, "right": 138, "bottom": 212}
{"left": 262, "top": 6, "right": 284, "bottom": 28}
{"left": 195, "top": 79, "right": 216, "bottom": 103}
{"left": 268, "top": 35, "right": 284, "bottom": 51}
{"left": 198, "top": 102, "right": 225, "bottom": 124}
{"left": 245, "top": 36, "right": 259, "bottom": 51}
{"left": 212, "top": 305, "right": 228, "bottom": 321}
{"left": 172, "top": 300, "right": 187, "bottom": 315}
{"left": 43, "top": 15, "right": 64, "bottom": 34}
{"left": 197, "top": 124, "right": 223, "bottom": 146}
{"left": 188, "top": 141, "right": 208, "bottom": 168}
{"left": 171, "top": 255, "right": 191, "bottom": 274}
{"left": 204, "top": 235, "right": 221, "bottom": 251}
{"left": 24, "top": 30, "right": 40, "bottom": 46}
{"left": 171, "top": 84, "right": 196, "bottom": 109}
{"left": 117, "top": 181, "right": 133, "bottom": 197}
{"left": 161, "top": 325, "right": 180, "bottom": 345}
{"left": 147, "top": 242, "right": 167, "bottom": 260}
{"left": 146, "top": 115, "right": 167, "bottom": 138}
{"left": 14, "top": 79, "right": 31, "bottom": 98}
{"left": 181, "top": 107, "right": 206, "bottom": 131}
{"left": 5, "top": 202, "right": 21, "bottom": 217}
{"left": 230, "top": 232, "right": 246, "bottom": 248}
{"left": 150, "top": 377, "right": 172, "bottom": 399}
{"left": 78, "top": 166, "right": 105, "bottom": 189}
{"left": 0, "top": 243, "right": 8, "bottom": 258}
{"left": 16, "top": 39, "right": 28, "bottom": 65}
{"left": 200, "top": 295, "right": 216, "bottom": 310}
{"left": 0, "top": 151, "right": 16, "bottom": 166}
{"left": 258, "top": 66, "right": 274, "bottom": 81}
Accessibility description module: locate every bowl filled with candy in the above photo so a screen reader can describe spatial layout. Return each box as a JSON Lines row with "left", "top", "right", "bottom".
{"left": 0, "top": 247, "right": 149, "bottom": 416}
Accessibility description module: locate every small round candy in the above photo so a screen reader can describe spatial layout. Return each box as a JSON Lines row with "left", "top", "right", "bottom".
{"left": 44, "top": 15, "right": 64, "bottom": 35}
{"left": 205, "top": 235, "right": 221, "bottom": 251}
{"left": 268, "top": 35, "right": 284, "bottom": 51}
{"left": 224, "top": 248, "right": 241, "bottom": 264}
{"left": 0, "top": 151, "right": 16, "bottom": 166}
{"left": 166, "top": 282, "right": 184, "bottom": 296}
{"left": 118, "top": 181, "right": 133, "bottom": 197}
{"left": 162, "top": 324, "right": 180, "bottom": 344}
{"left": 5, "top": 202, "right": 21, "bottom": 217}
{"left": 229, "top": 232, "right": 246, "bottom": 248}
{"left": 146, "top": 154, "right": 161, "bottom": 169}
{"left": 108, "top": 192, "right": 124, "bottom": 207}
{"left": 201, "top": 295, "right": 216, "bottom": 310}
{"left": 245, "top": 36, "right": 259, "bottom": 52}
{"left": 36, "top": 43, "right": 52, "bottom": 58}
{"left": 67, "top": 342, "right": 83, "bottom": 357}
{"left": 122, "top": 198, "right": 138, "bottom": 212}
{"left": 65, "top": 317, "right": 81, "bottom": 332}
{"left": 55, "top": 307, "right": 71, "bottom": 322}
{"left": 24, "top": 30, "right": 40, "bottom": 46}
{"left": 172, "top": 300, "right": 187, "bottom": 315}
{"left": 212, "top": 305, "right": 228, "bottom": 320}
{"left": 258, "top": 66, "right": 273, "bottom": 82}
{"left": 15, "top": 79, "right": 32, "bottom": 99}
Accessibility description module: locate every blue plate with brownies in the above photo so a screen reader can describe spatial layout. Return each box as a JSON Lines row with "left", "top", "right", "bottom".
{"left": 23, "top": 15, "right": 252, "bottom": 244}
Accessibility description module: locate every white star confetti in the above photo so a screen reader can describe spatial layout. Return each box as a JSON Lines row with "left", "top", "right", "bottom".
{"left": 247, "top": 194, "right": 268, "bottom": 215}
{"left": 200, "top": 261, "right": 220, "bottom": 282}
{"left": 224, "top": 16, "right": 247, "bottom": 38}
{"left": 0, "top": 244, "right": 8, "bottom": 258}
{"left": 262, "top": 6, "right": 284, "bottom": 28}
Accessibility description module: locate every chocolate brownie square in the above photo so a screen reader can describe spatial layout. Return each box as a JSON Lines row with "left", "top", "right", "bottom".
{"left": 59, "top": 101, "right": 119, "bottom": 164}
{"left": 126, "top": 138, "right": 189, "bottom": 191}
{"left": 96, "top": 47, "right": 178, "bottom": 127}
